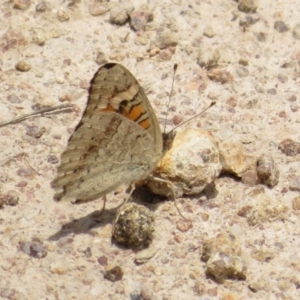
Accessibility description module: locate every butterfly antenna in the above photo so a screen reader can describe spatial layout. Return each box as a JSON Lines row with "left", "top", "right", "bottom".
{"left": 163, "top": 64, "right": 178, "bottom": 134}
{"left": 168, "top": 101, "right": 216, "bottom": 134}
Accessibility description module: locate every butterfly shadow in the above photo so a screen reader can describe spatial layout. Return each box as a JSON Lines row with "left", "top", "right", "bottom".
{"left": 47, "top": 204, "right": 120, "bottom": 242}
{"left": 47, "top": 188, "right": 162, "bottom": 242}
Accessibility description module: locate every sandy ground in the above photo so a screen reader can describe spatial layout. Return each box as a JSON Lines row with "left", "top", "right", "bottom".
{"left": 1, "top": 0, "right": 300, "bottom": 299}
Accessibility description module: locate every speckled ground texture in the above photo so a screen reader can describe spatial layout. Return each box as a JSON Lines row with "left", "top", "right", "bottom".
{"left": 1, "top": 0, "right": 300, "bottom": 299}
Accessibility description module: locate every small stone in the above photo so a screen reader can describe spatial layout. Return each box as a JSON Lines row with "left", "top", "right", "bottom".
{"left": 35, "top": 1, "right": 50, "bottom": 12}
{"left": 267, "top": 88, "right": 276, "bottom": 95}
{"left": 17, "top": 167, "right": 36, "bottom": 179}
{"left": 130, "top": 8, "right": 153, "bottom": 31}
{"left": 288, "top": 95, "right": 297, "bottom": 102}
{"left": 7, "top": 94, "right": 22, "bottom": 104}
{"left": 279, "top": 138, "right": 300, "bottom": 156}
{"left": 202, "top": 232, "right": 242, "bottom": 263}
{"left": 57, "top": 10, "right": 69, "bottom": 22}
{"left": 88, "top": 3, "right": 109, "bottom": 16}
{"left": 238, "top": 58, "right": 249, "bottom": 66}
{"left": 197, "top": 48, "right": 220, "bottom": 70}
{"left": 176, "top": 219, "right": 193, "bottom": 232}
{"left": 98, "top": 255, "right": 108, "bottom": 266}
{"left": 19, "top": 241, "right": 47, "bottom": 258}
{"left": 104, "top": 266, "right": 123, "bottom": 282}
{"left": 274, "top": 21, "right": 289, "bottom": 33}
{"left": 110, "top": 3, "right": 134, "bottom": 25}
{"left": 256, "top": 32, "right": 266, "bottom": 42}
{"left": 249, "top": 279, "right": 266, "bottom": 292}
{"left": 135, "top": 246, "right": 158, "bottom": 264}
{"left": 207, "top": 69, "right": 233, "bottom": 84}
{"left": 94, "top": 50, "right": 107, "bottom": 65}
{"left": 154, "top": 29, "right": 178, "bottom": 49}
{"left": 112, "top": 203, "right": 155, "bottom": 249}
{"left": 241, "top": 169, "right": 259, "bottom": 186}
{"left": 238, "top": 0, "right": 258, "bottom": 13}
{"left": 158, "top": 49, "right": 173, "bottom": 60}
{"left": 148, "top": 129, "right": 221, "bottom": 198}
{"left": 15, "top": 61, "right": 31, "bottom": 72}
{"left": 292, "top": 196, "right": 300, "bottom": 210}
{"left": 236, "top": 66, "right": 249, "bottom": 77}
{"left": 251, "top": 249, "right": 274, "bottom": 262}
{"left": 203, "top": 25, "right": 215, "bottom": 38}
{"left": 206, "top": 252, "right": 247, "bottom": 283}
{"left": 0, "top": 195, "right": 5, "bottom": 208}
{"left": 172, "top": 115, "right": 183, "bottom": 126}
{"left": 31, "top": 28, "right": 48, "bottom": 46}
{"left": 293, "top": 22, "right": 300, "bottom": 40}
{"left": 289, "top": 176, "right": 300, "bottom": 192}
{"left": 50, "top": 259, "right": 68, "bottom": 275}
{"left": 47, "top": 155, "right": 59, "bottom": 164}
{"left": 237, "top": 189, "right": 288, "bottom": 226}
{"left": 13, "top": 0, "right": 31, "bottom": 10}
{"left": 219, "top": 141, "right": 256, "bottom": 177}
{"left": 278, "top": 74, "right": 288, "bottom": 83}
{"left": 256, "top": 155, "right": 279, "bottom": 187}
{"left": 5, "top": 191, "right": 19, "bottom": 206}
{"left": 26, "top": 125, "right": 46, "bottom": 138}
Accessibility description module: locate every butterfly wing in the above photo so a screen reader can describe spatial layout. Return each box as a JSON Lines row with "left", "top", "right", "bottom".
{"left": 52, "top": 63, "right": 164, "bottom": 202}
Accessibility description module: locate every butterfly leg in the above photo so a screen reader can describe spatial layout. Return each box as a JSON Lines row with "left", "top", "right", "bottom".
{"left": 113, "top": 184, "right": 135, "bottom": 227}
{"left": 148, "top": 175, "right": 188, "bottom": 220}
{"left": 91, "top": 195, "right": 107, "bottom": 219}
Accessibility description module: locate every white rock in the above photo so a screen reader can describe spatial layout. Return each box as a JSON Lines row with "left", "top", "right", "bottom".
{"left": 147, "top": 128, "right": 221, "bottom": 197}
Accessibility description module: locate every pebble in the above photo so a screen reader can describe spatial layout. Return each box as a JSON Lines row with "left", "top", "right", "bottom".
{"left": 274, "top": 20, "right": 289, "bottom": 33}
{"left": 293, "top": 22, "right": 300, "bottom": 40}
{"left": 287, "top": 95, "right": 297, "bottom": 102}
{"left": 88, "top": 3, "right": 109, "bottom": 16}
{"left": 219, "top": 141, "right": 256, "bottom": 177}
{"left": 237, "top": 188, "right": 288, "bottom": 226}
{"left": 50, "top": 259, "right": 68, "bottom": 275}
{"left": 112, "top": 203, "right": 155, "bottom": 249}
{"left": 13, "top": 0, "right": 31, "bottom": 10}
{"left": 20, "top": 241, "right": 47, "bottom": 258}
{"left": 5, "top": 190, "right": 19, "bottom": 206}
{"left": 202, "top": 231, "right": 242, "bottom": 263}
{"left": 130, "top": 8, "right": 153, "bottom": 31}
{"left": 57, "top": 10, "right": 69, "bottom": 22}
{"left": 197, "top": 48, "right": 220, "bottom": 70}
{"left": 154, "top": 29, "right": 178, "bottom": 49}
{"left": 207, "top": 69, "right": 233, "bottom": 84}
{"left": 206, "top": 252, "right": 247, "bottom": 283}
{"left": 238, "top": 0, "right": 258, "bottom": 13}
{"left": 241, "top": 169, "right": 259, "bottom": 186}
{"left": 251, "top": 249, "right": 274, "bottom": 262}
{"left": 236, "top": 66, "right": 249, "bottom": 77}
{"left": 292, "top": 196, "right": 300, "bottom": 210}
{"left": 26, "top": 125, "right": 46, "bottom": 138}
{"left": 176, "top": 219, "right": 193, "bottom": 232}
{"left": 135, "top": 246, "right": 158, "bottom": 264}
{"left": 289, "top": 176, "right": 300, "bottom": 192}
{"left": 203, "top": 25, "right": 216, "bottom": 38}
{"left": 15, "top": 61, "right": 31, "bottom": 72}
{"left": 147, "top": 128, "right": 221, "bottom": 198}
{"left": 278, "top": 138, "right": 300, "bottom": 156}
{"left": 35, "top": 1, "right": 50, "bottom": 12}
{"left": 256, "top": 155, "right": 279, "bottom": 187}
{"left": 7, "top": 93, "right": 22, "bottom": 104}
{"left": 110, "top": 3, "right": 134, "bottom": 25}
{"left": 104, "top": 266, "right": 123, "bottom": 282}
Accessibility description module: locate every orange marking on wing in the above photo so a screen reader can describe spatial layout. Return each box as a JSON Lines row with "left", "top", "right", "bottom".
{"left": 128, "top": 105, "right": 144, "bottom": 122}
{"left": 139, "top": 118, "right": 151, "bottom": 130}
